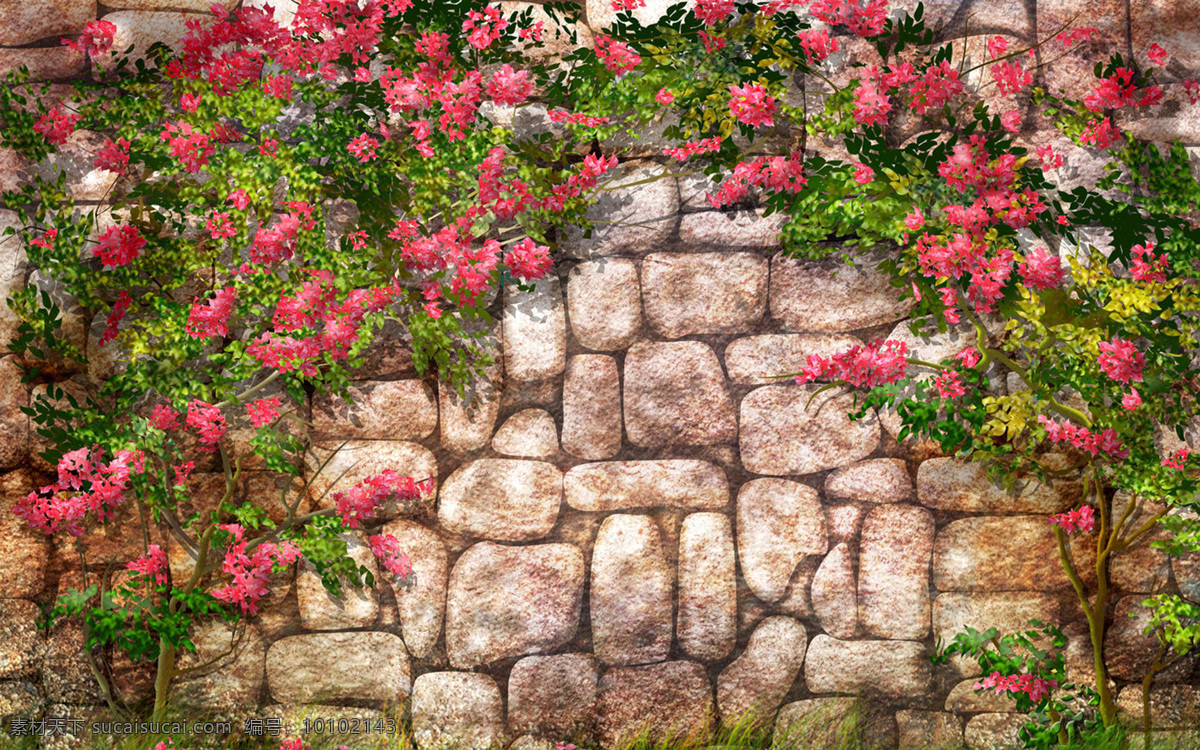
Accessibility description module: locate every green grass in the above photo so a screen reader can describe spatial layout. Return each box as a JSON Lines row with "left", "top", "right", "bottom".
{"left": 0, "top": 699, "right": 1197, "bottom": 750}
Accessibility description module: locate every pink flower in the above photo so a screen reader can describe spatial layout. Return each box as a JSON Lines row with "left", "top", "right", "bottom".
{"left": 1163, "top": 448, "right": 1190, "bottom": 471}
{"left": 904, "top": 208, "right": 925, "bottom": 231}
{"left": 595, "top": 35, "right": 641, "bottom": 77}
{"left": 185, "top": 287, "right": 236, "bottom": 339}
{"left": 95, "top": 138, "right": 131, "bottom": 174}
{"left": 547, "top": 110, "right": 610, "bottom": 127}
{"left": 1130, "top": 242, "right": 1169, "bottom": 284}
{"left": 173, "top": 461, "right": 194, "bottom": 486}
{"left": 487, "top": 64, "right": 532, "bottom": 106}
{"left": 348, "top": 134, "right": 379, "bottom": 162}
{"left": 908, "top": 60, "right": 963, "bottom": 114}
{"left": 1000, "top": 109, "right": 1021, "bottom": 132}
{"left": 462, "top": 6, "right": 508, "bottom": 50}
{"left": 1122, "top": 388, "right": 1142, "bottom": 411}
{"left": 933, "top": 369, "right": 966, "bottom": 399}
{"left": 247, "top": 396, "right": 281, "bottom": 428}
{"left": 1184, "top": 79, "right": 1200, "bottom": 105}
{"left": 33, "top": 108, "right": 80, "bottom": 146}
{"left": 853, "top": 68, "right": 891, "bottom": 126}
{"left": 698, "top": 31, "right": 726, "bottom": 52}
{"left": 160, "top": 121, "right": 215, "bottom": 173}
{"left": 1057, "top": 27, "right": 1099, "bottom": 47}
{"left": 519, "top": 21, "right": 545, "bottom": 41}
{"left": 974, "top": 671, "right": 1059, "bottom": 703}
{"left": 987, "top": 36, "right": 1008, "bottom": 60}
{"left": 505, "top": 238, "right": 553, "bottom": 282}
{"left": 63, "top": 19, "right": 116, "bottom": 58}
{"left": 181, "top": 92, "right": 201, "bottom": 113}
{"left": 797, "top": 27, "right": 839, "bottom": 66}
{"left": 729, "top": 83, "right": 777, "bottom": 128}
{"left": 1018, "top": 246, "right": 1064, "bottom": 290}
{"left": 1050, "top": 505, "right": 1096, "bottom": 534}
{"left": 692, "top": 0, "right": 735, "bottom": 25}
{"left": 206, "top": 210, "right": 236, "bottom": 240}
{"left": 1079, "top": 118, "right": 1118, "bottom": 149}
{"left": 1036, "top": 144, "right": 1064, "bottom": 171}
{"left": 92, "top": 225, "right": 145, "bottom": 269}
{"left": 186, "top": 399, "right": 227, "bottom": 452}
{"left": 127, "top": 545, "right": 169, "bottom": 586}
{"left": 227, "top": 189, "right": 250, "bottom": 210}
{"left": 368, "top": 534, "right": 412, "bottom": 578}
{"left": 853, "top": 163, "right": 875, "bottom": 185}
{"left": 150, "top": 404, "right": 180, "bottom": 431}
{"left": 331, "top": 472, "right": 432, "bottom": 529}
{"left": 991, "top": 59, "right": 1032, "bottom": 95}
{"left": 1147, "top": 43, "right": 1169, "bottom": 66}
{"left": 809, "top": 0, "right": 889, "bottom": 37}
{"left": 1037, "top": 414, "right": 1129, "bottom": 460}
{"left": 663, "top": 136, "right": 722, "bottom": 161}
{"left": 263, "top": 75, "right": 294, "bottom": 100}
{"left": 1097, "top": 336, "right": 1145, "bottom": 383}
{"left": 259, "top": 137, "right": 279, "bottom": 157}
{"left": 353, "top": 67, "right": 372, "bottom": 83}
{"left": 954, "top": 346, "right": 981, "bottom": 369}
{"left": 612, "top": 0, "right": 646, "bottom": 9}
{"left": 794, "top": 338, "right": 909, "bottom": 388}
{"left": 98, "top": 291, "right": 131, "bottom": 347}
{"left": 31, "top": 228, "right": 60, "bottom": 249}
{"left": 655, "top": 88, "right": 675, "bottom": 105}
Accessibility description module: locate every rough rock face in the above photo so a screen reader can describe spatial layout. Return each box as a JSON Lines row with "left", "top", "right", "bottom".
{"left": 740, "top": 385, "right": 879, "bottom": 475}
{"left": 933, "top": 516, "right": 1075, "bottom": 591}
{"left": 412, "top": 672, "right": 504, "bottom": 750}
{"left": 596, "top": 661, "right": 712, "bottom": 748}
{"left": 444, "top": 542, "right": 585, "bottom": 668}
{"left": 825, "top": 459, "right": 913, "bottom": 504}
{"left": 438, "top": 459, "right": 563, "bottom": 541}
{"left": 676, "top": 512, "right": 737, "bottom": 662}
{"left": 623, "top": 340, "right": 737, "bottom": 446}
{"left": 265, "top": 632, "right": 411, "bottom": 706}
{"left": 492, "top": 408, "right": 559, "bottom": 458}
{"left": 716, "top": 616, "right": 807, "bottom": 723}
{"left": 380, "top": 519, "right": 448, "bottom": 659}
{"left": 504, "top": 276, "right": 567, "bottom": 381}
{"left": 769, "top": 252, "right": 914, "bottom": 332}
{"left": 640, "top": 252, "right": 768, "bottom": 337}
{"left": 737, "top": 478, "right": 827, "bottom": 603}
{"left": 564, "top": 460, "right": 728, "bottom": 511}
{"left": 724, "top": 334, "right": 864, "bottom": 385}
{"left": 917, "top": 457, "right": 1078, "bottom": 513}
{"left": 507, "top": 653, "right": 601, "bottom": 738}
{"left": 812, "top": 543, "right": 857, "bottom": 639}
{"left": 933, "top": 592, "right": 1061, "bottom": 677}
{"left": 566, "top": 258, "right": 643, "bottom": 350}
{"left": 804, "top": 636, "right": 933, "bottom": 699}
{"left": 590, "top": 515, "right": 674, "bottom": 665}
{"left": 858, "top": 504, "right": 935, "bottom": 640}
{"left": 562, "top": 354, "right": 622, "bottom": 460}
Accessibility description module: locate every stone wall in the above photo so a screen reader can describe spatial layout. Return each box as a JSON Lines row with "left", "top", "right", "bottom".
{"left": 2, "top": 1, "right": 1200, "bottom": 749}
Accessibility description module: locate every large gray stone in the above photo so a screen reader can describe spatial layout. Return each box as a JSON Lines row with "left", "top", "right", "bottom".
{"left": 265, "top": 632, "right": 410, "bottom": 706}
{"left": 737, "top": 478, "right": 827, "bottom": 603}
{"left": 380, "top": 519, "right": 447, "bottom": 659}
{"left": 804, "top": 636, "right": 932, "bottom": 699}
{"left": 172, "top": 622, "right": 265, "bottom": 713}
{"left": 933, "top": 593, "right": 1061, "bottom": 677}
{"left": 812, "top": 543, "right": 857, "bottom": 639}
{"left": 717, "top": 616, "right": 807, "bottom": 724}
{"left": 858, "top": 504, "right": 935, "bottom": 640}
{"left": 0, "top": 357, "right": 29, "bottom": 471}
{"left": 725, "top": 334, "right": 865, "bottom": 385}
{"left": 0, "top": 0, "right": 93, "bottom": 46}
{"left": 596, "top": 661, "right": 712, "bottom": 748}
{"left": 0, "top": 600, "right": 45, "bottom": 679}
{"left": 917, "top": 457, "right": 1079, "bottom": 513}
{"left": 826, "top": 458, "right": 913, "bottom": 504}
{"left": 641, "top": 253, "right": 768, "bottom": 337}
{"left": 566, "top": 258, "right": 643, "bottom": 350}
{"left": 591, "top": 514, "right": 674, "bottom": 666}
{"left": 412, "top": 672, "right": 504, "bottom": 750}
{"left": 562, "top": 354, "right": 622, "bottom": 460}
{"left": 445, "top": 542, "right": 584, "bottom": 668}
{"left": 507, "top": 654, "right": 600, "bottom": 738}
{"left": 492, "top": 408, "right": 559, "bottom": 459}
{"left": 0, "top": 470, "right": 49, "bottom": 597}
{"left": 1105, "top": 595, "right": 1196, "bottom": 682}
{"left": 677, "top": 513, "right": 737, "bottom": 662}
{"left": 564, "top": 460, "right": 728, "bottom": 511}
{"left": 438, "top": 459, "right": 562, "bottom": 541}
{"left": 770, "top": 252, "right": 914, "bottom": 332}
{"left": 964, "top": 713, "right": 1027, "bottom": 750}
{"left": 740, "top": 385, "right": 879, "bottom": 475}
{"left": 624, "top": 340, "right": 737, "bottom": 447}
{"left": 678, "top": 209, "right": 786, "bottom": 249}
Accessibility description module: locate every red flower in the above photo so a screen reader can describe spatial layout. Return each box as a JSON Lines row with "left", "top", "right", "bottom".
{"left": 63, "top": 19, "right": 117, "bottom": 58}
{"left": 92, "top": 225, "right": 146, "bottom": 269}
{"left": 33, "top": 108, "right": 80, "bottom": 146}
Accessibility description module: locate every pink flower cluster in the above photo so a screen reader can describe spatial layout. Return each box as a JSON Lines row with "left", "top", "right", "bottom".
{"left": 594, "top": 35, "right": 642, "bottom": 77}
{"left": 160, "top": 121, "right": 216, "bottom": 173}
{"left": 15, "top": 447, "right": 145, "bottom": 536}
{"left": 95, "top": 138, "right": 131, "bottom": 174}
{"left": 794, "top": 338, "right": 910, "bottom": 389}
{"left": 1018, "top": 246, "right": 1065, "bottom": 290}
{"left": 797, "top": 28, "right": 839, "bottom": 66}
{"left": 210, "top": 524, "right": 303, "bottom": 615}
{"left": 809, "top": 0, "right": 890, "bottom": 38}
{"left": 707, "top": 153, "right": 807, "bottom": 207}
{"left": 92, "top": 225, "right": 146, "bottom": 269}
{"left": 974, "top": 671, "right": 1059, "bottom": 703}
{"left": 462, "top": 6, "right": 508, "bottom": 50}
{"left": 185, "top": 287, "right": 236, "bottom": 339}
{"left": 1079, "top": 118, "right": 1118, "bottom": 149}
{"left": 1163, "top": 448, "right": 1190, "bottom": 471}
{"left": 505, "top": 238, "right": 553, "bottom": 282}
{"left": 664, "top": 137, "right": 723, "bottom": 161}
{"left": 933, "top": 369, "right": 966, "bottom": 399}
{"left": 1049, "top": 505, "right": 1096, "bottom": 534}
{"left": 487, "top": 64, "right": 532, "bottom": 106}
{"left": 98, "top": 291, "right": 132, "bottom": 347}
{"left": 186, "top": 399, "right": 227, "bottom": 452}
{"left": 127, "top": 544, "right": 169, "bottom": 586}
{"left": 33, "top": 108, "right": 81, "bottom": 146}
{"left": 63, "top": 19, "right": 117, "bottom": 58}
{"left": 729, "top": 83, "right": 777, "bottom": 128}
{"left": 693, "top": 0, "right": 735, "bottom": 25}
{"left": 1096, "top": 336, "right": 1145, "bottom": 384}
{"left": 1037, "top": 414, "right": 1128, "bottom": 460}
{"left": 1130, "top": 242, "right": 1169, "bottom": 284}
{"left": 367, "top": 534, "right": 413, "bottom": 578}
{"left": 330, "top": 471, "right": 433, "bottom": 529}
{"left": 991, "top": 60, "right": 1032, "bottom": 96}
{"left": 247, "top": 396, "right": 282, "bottom": 427}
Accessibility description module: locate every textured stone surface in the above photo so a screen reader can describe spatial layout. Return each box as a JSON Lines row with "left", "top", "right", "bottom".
{"left": 0, "top": 0, "right": 93, "bottom": 46}
{"left": 641, "top": 253, "right": 767, "bottom": 337}
{"left": 562, "top": 354, "right": 622, "bottom": 460}
{"left": 770, "top": 252, "right": 914, "bottom": 332}
{"left": 740, "top": 385, "right": 879, "bottom": 475}
{"left": 492, "top": 408, "right": 559, "bottom": 458}
{"left": 312, "top": 380, "right": 436, "bottom": 440}
{"left": 774, "top": 698, "right": 898, "bottom": 750}
{"left": 934, "top": 516, "right": 1074, "bottom": 591}
{"left": 858, "top": 504, "right": 935, "bottom": 640}
{"left": 596, "top": 661, "right": 712, "bottom": 748}
{"left": 933, "top": 593, "right": 1061, "bottom": 677}
{"left": 172, "top": 622, "right": 265, "bottom": 712}
{"left": 438, "top": 459, "right": 562, "bottom": 541}
{"left": 725, "top": 334, "right": 864, "bottom": 385}
{"left": 896, "top": 710, "right": 964, "bottom": 750}
{"left": 0, "top": 470, "right": 49, "bottom": 598}
{"left": 623, "top": 340, "right": 737, "bottom": 447}
{"left": 265, "top": 632, "right": 410, "bottom": 706}
{"left": 507, "top": 653, "right": 600, "bottom": 738}
{"left": 108, "top": 0, "right": 237, "bottom": 9}
{"left": 559, "top": 162, "right": 678, "bottom": 257}
{"left": 440, "top": 367, "right": 502, "bottom": 453}
{"left": 964, "top": 713, "right": 1027, "bottom": 750}
{"left": 564, "top": 460, "right": 728, "bottom": 511}
{"left": 0, "top": 47, "right": 85, "bottom": 81}
{"left": 297, "top": 533, "right": 379, "bottom": 629}
{"left": 677, "top": 513, "right": 737, "bottom": 662}
{"left": 812, "top": 543, "right": 857, "bottom": 639}
{"left": 566, "top": 258, "right": 642, "bottom": 350}
{"left": 445, "top": 542, "right": 584, "bottom": 668}
{"left": 804, "top": 636, "right": 932, "bottom": 699}
{"left": 1116, "top": 684, "right": 1200, "bottom": 729}
{"left": 306, "top": 440, "right": 436, "bottom": 521}
{"left": 825, "top": 459, "right": 912, "bottom": 504}
{"left": 1106, "top": 594, "right": 1196, "bottom": 682}
{"left": 94, "top": 11, "right": 204, "bottom": 72}
{"left": 737, "top": 478, "right": 827, "bottom": 603}
{"left": 717, "top": 616, "right": 807, "bottom": 724}
{"left": 590, "top": 514, "right": 674, "bottom": 666}
{"left": 0, "top": 357, "right": 28, "bottom": 471}
{"left": 917, "top": 457, "right": 1078, "bottom": 513}
{"left": 678, "top": 209, "right": 786, "bottom": 248}
{"left": 504, "top": 276, "right": 567, "bottom": 381}
{"left": 380, "top": 519, "right": 447, "bottom": 659}
{"left": 412, "top": 672, "right": 504, "bottom": 750}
